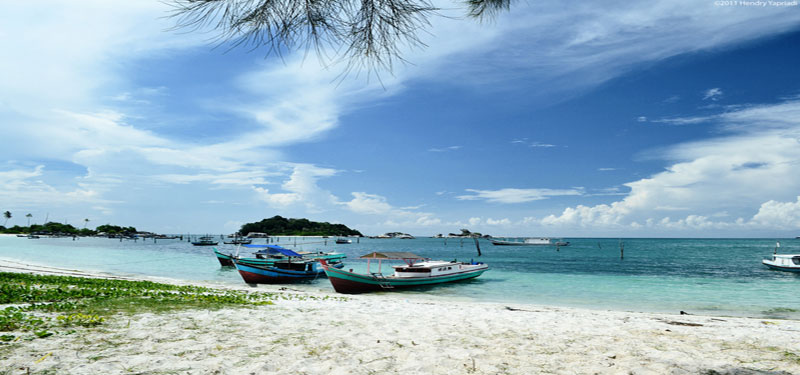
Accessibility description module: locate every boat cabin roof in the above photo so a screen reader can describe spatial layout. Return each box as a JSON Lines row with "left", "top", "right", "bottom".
{"left": 244, "top": 244, "right": 302, "bottom": 257}
{"left": 773, "top": 254, "right": 800, "bottom": 259}
{"left": 359, "top": 251, "right": 423, "bottom": 260}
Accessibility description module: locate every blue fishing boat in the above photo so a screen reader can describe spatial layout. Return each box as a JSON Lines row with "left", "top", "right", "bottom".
{"left": 230, "top": 245, "right": 344, "bottom": 284}
{"left": 213, "top": 245, "right": 345, "bottom": 268}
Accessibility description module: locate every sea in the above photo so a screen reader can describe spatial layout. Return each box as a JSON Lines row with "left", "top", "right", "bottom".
{"left": 1, "top": 235, "right": 798, "bottom": 319}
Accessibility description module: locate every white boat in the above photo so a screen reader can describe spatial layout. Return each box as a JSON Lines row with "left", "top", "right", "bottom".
{"left": 762, "top": 254, "right": 800, "bottom": 272}
{"left": 490, "top": 237, "right": 569, "bottom": 246}
{"left": 763, "top": 242, "right": 800, "bottom": 273}
{"left": 762, "top": 242, "right": 800, "bottom": 272}
{"left": 335, "top": 238, "right": 352, "bottom": 244}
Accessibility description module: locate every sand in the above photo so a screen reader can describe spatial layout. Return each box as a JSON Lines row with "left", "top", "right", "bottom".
{"left": 2, "top": 260, "right": 800, "bottom": 374}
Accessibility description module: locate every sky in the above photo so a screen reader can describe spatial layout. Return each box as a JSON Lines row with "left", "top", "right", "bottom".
{"left": 2, "top": 0, "right": 800, "bottom": 237}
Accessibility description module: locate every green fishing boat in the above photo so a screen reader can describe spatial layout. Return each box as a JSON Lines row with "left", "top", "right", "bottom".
{"left": 319, "top": 251, "right": 488, "bottom": 294}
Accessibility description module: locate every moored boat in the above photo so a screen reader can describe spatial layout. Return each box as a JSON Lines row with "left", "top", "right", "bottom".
{"left": 319, "top": 251, "right": 488, "bottom": 294}
{"left": 335, "top": 238, "right": 352, "bottom": 244}
{"left": 223, "top": 238, "right": 252, "bottom": 245}
{"left": 213, "top": 245, "right": 346, "bottom": 268}
{"left": 490, "top": 237, "right": 569, "bottom": 246}
{"left": 231, "top": 245, "right": 345, "bottom": 284}
{"left": 762, "top": 254, "right": 800, "bottom": 272}
{"left": 192, "top": 236, "right": 218, "bottom": 246}
{"left": 213, "top": 248, "right": 235, "bottom": 267}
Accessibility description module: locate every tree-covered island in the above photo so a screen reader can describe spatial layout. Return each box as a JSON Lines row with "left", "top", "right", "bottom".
{"left": 239, "top": 216, "right": 362, "bottom": 237}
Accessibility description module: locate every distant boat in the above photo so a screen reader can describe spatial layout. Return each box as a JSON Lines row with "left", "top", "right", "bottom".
{"left": 27, "top": 234, "right": 40, "bottom": 239}
{"left": 191, "top": 236, "right": 218, "bottom": 246}
{"left": 319, "top": 251, "right": 488, "bottom": 294}
{"left": 490, "top": 237, "right": 569, "bottom": 246}
{"left": 762, "top": 254, "right": 800, "bottom": 272}
{"left": 335, "top": 238, "right": 352, "bottom": 244}
{"left": 223, "top": 238, "right": 252, "bottom": 245}
{"left": 762, "top": 241, "right": 800, "bottom": 272}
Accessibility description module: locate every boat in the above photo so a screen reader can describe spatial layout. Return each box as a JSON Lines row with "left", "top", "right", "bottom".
{"left": 191, "top": 236, "right": 218, "bottom": 246}
{"left": 490, "top": 237, "right": 569, "bottom": 246}
{"left": 762, "top": 254, "right": 800, "bottom": 272}
{"left": 231, "top": 245, "right": 344, "bottom": 283}
{"left": 213, "top": 245, "right": 346, "bottom": 268}
{"left": 319, "top": 251, "right": 488, "bottom": 294}
{"left": 762, "top": 242, "right": 800, "bottom": 272}
{"left": 335, "top": 238, "right": 352, "bottom": 244}
{"left": 223, "top": 238, "right": 252, "bottom": 245}
{"left": 213, "top": 248, "right": 235, "bottom": 267}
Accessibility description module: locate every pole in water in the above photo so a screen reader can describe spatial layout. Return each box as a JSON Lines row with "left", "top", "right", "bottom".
{"left": 472, "top": 237, "right": 482, "bottom": 257}
{"left": 619, "top": 239, "right": 624, "bottom": 259}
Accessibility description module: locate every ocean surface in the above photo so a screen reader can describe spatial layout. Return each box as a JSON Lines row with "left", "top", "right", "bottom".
{"left": 1, "top": 235, "right": 798, "bottom": 319}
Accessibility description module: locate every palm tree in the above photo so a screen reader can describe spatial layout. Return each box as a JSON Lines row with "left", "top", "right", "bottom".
{"left": 3, "top": 211, "right": 11, "bottom": 227}
{"left": 84, "top": 218, "right": 90, "bottom": 229}
{"left": 26, "top": 213, "right": 32, "bottom": 226}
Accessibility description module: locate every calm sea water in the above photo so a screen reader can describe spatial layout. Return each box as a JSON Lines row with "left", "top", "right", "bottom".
{"left": 1, "top": 236, "right": 798, "bottom": 319}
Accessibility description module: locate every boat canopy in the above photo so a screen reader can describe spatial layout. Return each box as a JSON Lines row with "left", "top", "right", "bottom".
{"left": 244, "top": 244, "right": 302, "bottom": 257}
{"left": 359, "top": 251, "right": 423, "bottom": 260}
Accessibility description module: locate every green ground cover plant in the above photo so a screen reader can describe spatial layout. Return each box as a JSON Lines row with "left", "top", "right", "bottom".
{"left": 0, "top": 272, "right": 278, "bottom": 341}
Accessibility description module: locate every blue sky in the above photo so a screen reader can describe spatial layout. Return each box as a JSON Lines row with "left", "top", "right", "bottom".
{"left": 2, "top": 1, "right": 800, "bottom": 237}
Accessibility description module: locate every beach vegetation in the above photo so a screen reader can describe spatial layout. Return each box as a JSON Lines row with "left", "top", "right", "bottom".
{"left": 784, "top": 351, "right": 800, "bottom": 365}
{"left": 240, "top": 215, "right": 362, "bottom": 237}
{"left": 0, "top": 272, "right": 278, "bottom": 340}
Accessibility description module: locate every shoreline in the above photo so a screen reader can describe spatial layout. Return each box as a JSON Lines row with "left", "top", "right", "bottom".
{"left": 2, "top": 260, "right": 800, "bottom": 374}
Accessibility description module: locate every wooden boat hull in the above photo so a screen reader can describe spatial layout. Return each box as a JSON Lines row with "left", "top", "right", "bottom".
{"left": 214, "top": 249, "right": 234, "bottom": 267}
{"left": 233, "top": 260, "right": 343, "bottom": 284}
{"left": 320, "top": 262, "right": 488, "bottom": 294}
{"left": 762, "top": 260, "right": 800, "bottom": 272}
{"left": 214, "top": 248, "right": 345, "bottom": 268}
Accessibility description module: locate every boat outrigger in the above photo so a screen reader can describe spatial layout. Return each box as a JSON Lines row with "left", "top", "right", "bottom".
{"left": 319, "top": 251, "right": 488, "bottom": 294}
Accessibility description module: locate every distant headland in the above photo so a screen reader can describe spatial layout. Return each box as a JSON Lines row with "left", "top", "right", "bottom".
{"left": 239, "top": 216, "right": 362, "bottom": 237}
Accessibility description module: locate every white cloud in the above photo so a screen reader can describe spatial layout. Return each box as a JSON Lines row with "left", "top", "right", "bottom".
{"left": 703, "top": 88, "right": 723, "bottom": 101}
{"left": 457, "top": 188, "right": 584, "bottom": 204}
{"left": 1, "top": 1, "right": 800, "bottom": 235}
{"left": 253, "top": 164, "right": 339, "bottom": 212}
{"left": 345, "top": 192, "right": 396, "bottom": 215}
{"left": 0, "top": 165, "right": 114, "bottom": 210}
{"left": 428, "top": 146, "right": 463, "bottom": 152}
{"left": 751, "top": 197, "right": 800, "bottom": 229}
{"left": 536, "top": 99, "right": 800, "bottom": 234}
{"left": 423, "top": 1, "right": 800, "bottom": 101}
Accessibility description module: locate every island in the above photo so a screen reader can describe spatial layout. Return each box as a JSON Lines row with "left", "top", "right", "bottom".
{"left": 239, "top": 216, "right": 362, "bottom": 237}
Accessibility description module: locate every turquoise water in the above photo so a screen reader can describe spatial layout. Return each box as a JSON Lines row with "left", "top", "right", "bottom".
{"left": 1, "top": 236, "right": 798, "bottom": 319}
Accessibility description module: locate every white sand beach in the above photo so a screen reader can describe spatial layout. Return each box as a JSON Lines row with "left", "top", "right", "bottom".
{"left": 2, "top": 260, "right": 800, "bottom": 375}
